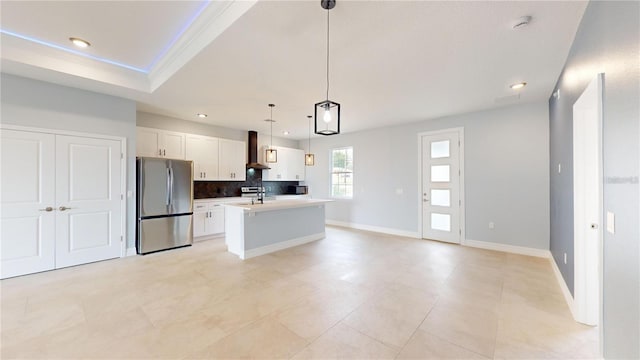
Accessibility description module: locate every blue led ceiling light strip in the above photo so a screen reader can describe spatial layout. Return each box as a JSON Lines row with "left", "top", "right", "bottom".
{"left": 145, "top": 0, "right": 211, "bottom": 72}
{"left": 0, "top": 29, "right": 148, "bottom": 73}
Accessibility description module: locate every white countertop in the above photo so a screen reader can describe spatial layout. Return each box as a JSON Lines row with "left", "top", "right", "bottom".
{"left": 225, "top": 198, "right": 331, "bottom": 212}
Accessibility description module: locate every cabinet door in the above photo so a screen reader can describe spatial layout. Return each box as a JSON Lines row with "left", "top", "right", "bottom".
{"left": 1, "top": 130, "right": 56, "bottom": 279}
{"left": 209, "top": 206, "right": 225, "bottom": 234}
{"left": 193, "top": 211, "right": 208, "bottom": 237}
{"left": 185, "top": 135, "right": 204, "bottom": 179}
{"left": 219, "top": 139, "right": 246, "bottom": 181}
{"left": 137, "top": 127, "right": 161, "bottom": 157}
{"left": 262, "top": 146, "right": 285, "bottom": 180}
{"left": 161, "top": 131, "right": 185, "bottom": 159}
{"left": 201, "top": 137, "right": 219, "bottom": 180}
{"left": 289, "top": 148, "right": 305, "bottom": 181}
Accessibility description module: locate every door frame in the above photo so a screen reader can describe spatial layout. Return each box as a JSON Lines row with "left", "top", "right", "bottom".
{"left": 0, "top": 124, "right": 128, "bottom": 258}
{"left": 417, "top": 127, "right": 465, "bottom": 243}
{"left": 572, "top": 73, "right": 604, "bottom": 333}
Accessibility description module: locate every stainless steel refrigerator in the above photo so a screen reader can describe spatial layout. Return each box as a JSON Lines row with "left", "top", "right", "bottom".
{"left": 136, "top": 157, "right": 194, "bottom": 254}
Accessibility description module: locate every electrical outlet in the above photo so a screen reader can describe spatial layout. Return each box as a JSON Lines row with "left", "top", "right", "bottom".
{"left": 564, "top": 253, "right": 567, "bottom": 264}
{"left": 558, "top": 163, "right": 562, "bottom": 174}
{"left": 489, "top": 222, "right": 495, "bottom": 229}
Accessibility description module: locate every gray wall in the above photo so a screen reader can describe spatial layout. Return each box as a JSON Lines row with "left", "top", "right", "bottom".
{"left": 302, "top": 101, "right": 550, "bottom": 250}
{"left": 137, "top": 111, "right": 300, "bottom": 150}
{"left": 548, "top": 1, "right": 640, "bottom": 358}
{"left": 1, "top": 73, "right": 138, "bottom": 248}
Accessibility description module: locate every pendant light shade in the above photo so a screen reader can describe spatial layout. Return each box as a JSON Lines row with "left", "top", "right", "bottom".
{"left": 305, "top": 115, "right": 315, "bottom": 166}
{"left": 265, "top": 104, "right": 277, "bottom": 163}
{"left": 315, "top": 0, "right": 340, "bottom": 136}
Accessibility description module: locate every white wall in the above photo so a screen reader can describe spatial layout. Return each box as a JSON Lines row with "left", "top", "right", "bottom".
{"left": 1, "top": 73, "right": 137, "bottom": 248}
{"left": 137, "top": 111, "right": 300, "bottom": 150}
{"left": 302, "top": 101, "right": 550, "bottom": 250}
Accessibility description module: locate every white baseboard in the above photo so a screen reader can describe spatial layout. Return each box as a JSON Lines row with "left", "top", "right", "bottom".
{"left": 464, "top": 239, "right": 551, "bottom": 258}
{"left": 240, "top": 232, "right": 325, "bottom": 260}
{"left": 550, "top": 254, "right": 576, "bottom": 318}
{"left": 326, "top": 219, "right": 419, "bottom": 239}
{"left": 125, "top": 247, "right": 137, "bottom": 257}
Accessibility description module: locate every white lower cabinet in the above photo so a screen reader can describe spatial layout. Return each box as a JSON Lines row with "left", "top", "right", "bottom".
{"left": 193, "top": 201, "right": 226, "bottom": 239}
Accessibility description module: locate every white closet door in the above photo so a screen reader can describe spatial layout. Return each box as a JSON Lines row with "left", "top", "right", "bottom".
{"left": 1, "top": 130, "right": 56, "bottom": 279}
{"left": 55, "top": 135, "right": 122, "bottom": 268}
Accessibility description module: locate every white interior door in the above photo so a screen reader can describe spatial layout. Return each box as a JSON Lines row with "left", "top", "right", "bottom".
{"left": 573, "top": 74, "right": 603, "bottom": 326}
{"left": 55, "top": 135, "right": 122, "bottom": 268}
{"left": 422, "top": 131, "right": 461, "bottom": 244}
{"left": 1, "top": 130, "right": 56, "bottom": 279}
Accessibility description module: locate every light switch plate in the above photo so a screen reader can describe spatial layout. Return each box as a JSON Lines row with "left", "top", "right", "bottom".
{"left": 558, "top": 163, "right": 562, "bottom": 174}
{"left": 606, "top": 211, "right": 615, "bottom": 234}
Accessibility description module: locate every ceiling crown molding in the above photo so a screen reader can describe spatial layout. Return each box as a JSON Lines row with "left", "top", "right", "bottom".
{"left": 148, "top": 0, "right": 257, "bottom": 92}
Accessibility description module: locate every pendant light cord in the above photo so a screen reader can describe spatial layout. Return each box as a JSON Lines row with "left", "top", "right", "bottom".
{"left": 308, "top": 116, "right": 312, "bottom": 151}
{"left": 270, "top": 106, "right": 273, "bottom": 148}
{"left": 326, "top": 8, "right": 330, "bottom": 101}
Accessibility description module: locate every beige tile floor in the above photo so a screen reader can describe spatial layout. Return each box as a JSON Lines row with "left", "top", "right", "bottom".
{"left": 1, "top": 226, "right": 598, "bottom": 359}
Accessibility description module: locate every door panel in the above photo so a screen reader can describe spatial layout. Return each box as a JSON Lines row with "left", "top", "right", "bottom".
{"left": 422, "top": 131, "right": 461, "bottom": 244}
{"left": 55, "top": 135, "right": 122, "bottom": 268}
{"left": 168, "top": 159, "right": 193, "bottom": 214}
{"left": 138, "top": 158, "right": 170, "bottom": 217}
{"left": 0, "top": 130, "right": 55, "bottom": 278}
{"left": 138, "top": 215, "right": 192, "bottom": 254}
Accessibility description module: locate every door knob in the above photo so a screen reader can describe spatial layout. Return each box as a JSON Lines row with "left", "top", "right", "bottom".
{"left": 39, "top": 207, "right": 54, "bottom": 212}
{"left": 590, "top": 223, "right": 598, "bottom": 229}
{"left": 59, "top": 206, "right": 73, "bottom": 211}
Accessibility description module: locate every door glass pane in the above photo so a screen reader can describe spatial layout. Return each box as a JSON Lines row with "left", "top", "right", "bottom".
{"left": 431, "top": 213, "right": 451, "bottom": 232}
{"left": 431, "top": 189, "right": 450, "bottom": 207}
{"left": 431, "top": 140, "right": 450, "bottom": 158}
{"left": 431, "top": 165, "right": 450, "bottom": 182}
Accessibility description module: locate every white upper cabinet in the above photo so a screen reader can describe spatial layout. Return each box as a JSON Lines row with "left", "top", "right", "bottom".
{"left": 261, "top": 146, "right": 305, "bottom": 181}
{"left": 137, "top": 127, "right": 185, "bottom": 159}
{"left": 186, "top": 135, "right": 219, "bottom": 181}
{"left": 219, "top": 138, "right": 246, "bottom": 181}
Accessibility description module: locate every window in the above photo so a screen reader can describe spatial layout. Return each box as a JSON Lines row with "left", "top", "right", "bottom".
{"left": 331, "top": 147, "right": 353, "bottom": 198}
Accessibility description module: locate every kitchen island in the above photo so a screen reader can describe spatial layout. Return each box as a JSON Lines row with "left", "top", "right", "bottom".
{"left": 224, "top": 199, "right": 331, "bottom": 259}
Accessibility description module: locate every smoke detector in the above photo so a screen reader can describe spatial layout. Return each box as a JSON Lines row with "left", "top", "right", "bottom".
{"left": 512, "top": 16, "right": 532, "bottom": 29}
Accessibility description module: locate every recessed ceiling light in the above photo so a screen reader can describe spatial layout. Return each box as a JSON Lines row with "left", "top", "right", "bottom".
{"left": 510, "top": 82, "right": 527, "bottom": 90}
{"left": 283, "top": 131, "right": 290, "bottom": 135}
{"left": 69, "top": 37, "right": 90, "bottom": 48}
{"left": 512, "top": 16, "right": 532, "bottom": 29}
{"left": 196, "top": 113, "right": 207, "bottom": 118}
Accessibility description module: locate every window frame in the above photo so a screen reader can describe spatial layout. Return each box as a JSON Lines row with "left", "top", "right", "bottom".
{"left": 330, "top": 146, "right": 353, "bottom": 199}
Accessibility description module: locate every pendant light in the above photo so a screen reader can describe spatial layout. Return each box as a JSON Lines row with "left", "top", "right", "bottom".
{"left": 314, "top": 0, "right": 340, "bottom": 136}
{"left": 305, "top": 115, "right": 315, "bottom": 166}
{"left": 265, "top": 104, "right": 277, "bottom": 163}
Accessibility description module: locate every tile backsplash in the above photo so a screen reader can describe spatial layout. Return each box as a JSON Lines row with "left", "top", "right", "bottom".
{"left": 193, "top": 169, "right": 299, "bottom": 199}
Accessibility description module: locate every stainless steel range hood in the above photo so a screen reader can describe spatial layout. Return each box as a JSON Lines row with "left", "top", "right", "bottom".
{"left": 246, "top": 131, "right": 270, "bottom": 170}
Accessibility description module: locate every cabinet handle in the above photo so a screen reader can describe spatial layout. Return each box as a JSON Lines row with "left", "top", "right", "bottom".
{"left": 163, "top": 149, "right": 166, "bottom": 156}
{"left": 204, "top": 172, "right": 206, "bottom": 178}
{"left": 39, "top": 207, "right": 54, "bottom": 212}
{"left": 59, "top": 206, "right": 73, "bottom": 211}
{"left": 159, "top": 149, "right": 162, "bottom": 156}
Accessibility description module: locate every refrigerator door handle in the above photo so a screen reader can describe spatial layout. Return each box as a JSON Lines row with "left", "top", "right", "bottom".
{"left": 169, "top": 166, "right": 174, "bottom": 206}
{"left": 166, "top": 167, "right": 171, "bottom": 206}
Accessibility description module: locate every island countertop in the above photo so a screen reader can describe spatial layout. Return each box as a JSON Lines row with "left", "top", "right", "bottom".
{"left": 224, "top": 198, "right": 332, "bottom": 212}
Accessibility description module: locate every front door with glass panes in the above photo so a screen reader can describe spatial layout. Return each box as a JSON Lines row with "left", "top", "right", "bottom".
{"left": 421, "top": 131, "right": 461, "bottom": 243}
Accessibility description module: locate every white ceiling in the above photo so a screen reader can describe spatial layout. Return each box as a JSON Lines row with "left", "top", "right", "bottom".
{"left": 1, "top": 1, "right": 587, "bottom": 139}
